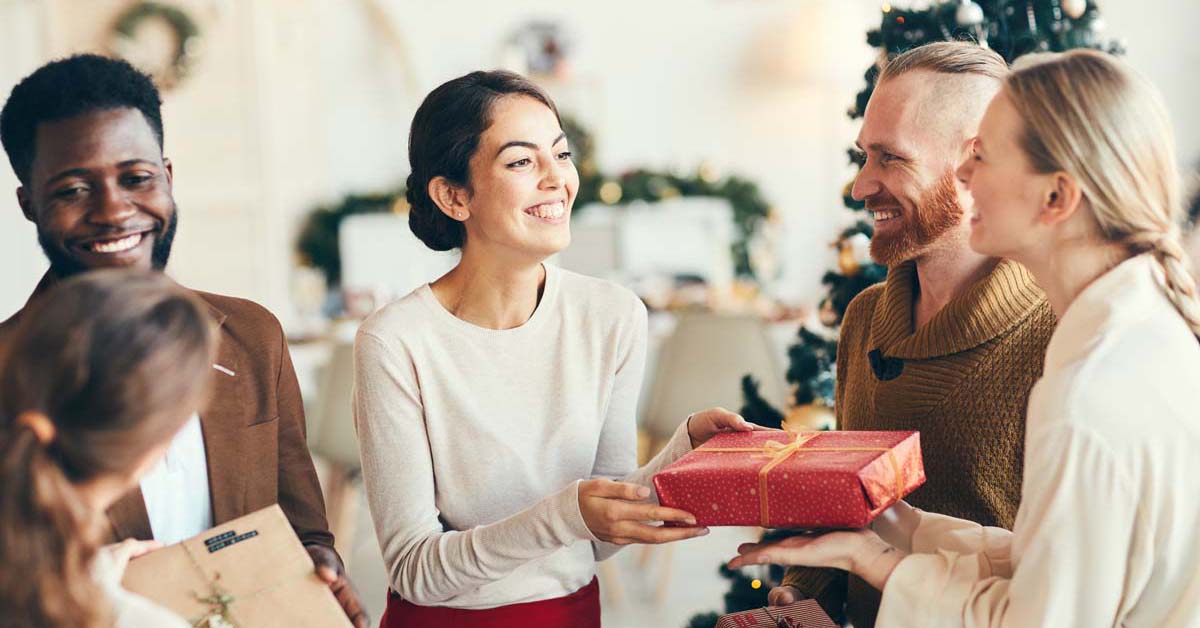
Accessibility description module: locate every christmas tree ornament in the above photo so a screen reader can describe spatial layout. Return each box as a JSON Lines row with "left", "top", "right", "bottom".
{"left": 1062, "top": 0, "right": 1087, "bottom": 19}
{"left": 837, "top": 241, "right": 861, "bottom": 276}
{"left": 784, "top": 402, "right": 837, "bottom": 432}
{"left": 818, "top": 298, "right": 839, "bottom": 327}
{"left": 956, "top": 0, "right": 986, "bottom": 26}
{"left": 837, "top": 232, "right": 873, "bottom": 276}
{"left": 697, "top": 161, "right": 721, "bottom": 184}
{"left": 598, "top": 180, "right": 623, "bottom": 205}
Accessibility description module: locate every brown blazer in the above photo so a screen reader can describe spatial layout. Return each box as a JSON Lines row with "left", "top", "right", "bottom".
{"left": 0, "top": 272, "right": 335, "bottom": 552}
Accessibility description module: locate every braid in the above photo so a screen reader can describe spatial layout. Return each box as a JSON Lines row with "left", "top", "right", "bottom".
{"left": 1129, "top": 229, "right": 1200, "bottom": 336}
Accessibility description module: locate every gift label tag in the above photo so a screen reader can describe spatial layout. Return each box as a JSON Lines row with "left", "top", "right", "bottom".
{"left": 204, "top": 529, "right": 260, "bottom": 553}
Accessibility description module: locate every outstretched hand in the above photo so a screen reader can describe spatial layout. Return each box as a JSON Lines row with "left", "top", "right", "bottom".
{"left": 729, "top": 529, "right": 906, "bottom": 591}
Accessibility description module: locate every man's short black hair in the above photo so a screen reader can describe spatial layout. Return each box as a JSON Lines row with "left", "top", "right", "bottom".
{"left": 0, "top": 54, "right": 164, "bottom": 184}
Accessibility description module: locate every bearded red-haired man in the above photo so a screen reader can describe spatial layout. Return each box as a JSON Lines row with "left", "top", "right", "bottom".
{"left": 770, "top": 42, "right": 1056, "bottom": 628}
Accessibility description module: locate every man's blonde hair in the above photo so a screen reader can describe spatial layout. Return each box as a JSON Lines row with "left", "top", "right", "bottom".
{"left": 879, "top": 41, "right": 1008, "bottom": 83}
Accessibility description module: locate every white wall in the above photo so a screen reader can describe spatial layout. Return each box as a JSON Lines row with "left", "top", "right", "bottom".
{"left": 0, "top": 0, "right": 51, "bottom": 318}
{"left": 1, "top": 0, "right": 1198, "bottom": 324}
{"left": 1101, "top": 0, "right": 1200, "bottom": 171}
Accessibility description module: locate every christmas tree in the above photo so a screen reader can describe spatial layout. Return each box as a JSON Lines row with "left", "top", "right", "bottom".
{"left": 704, "top": 2, "right": 1123, "bottom": 624}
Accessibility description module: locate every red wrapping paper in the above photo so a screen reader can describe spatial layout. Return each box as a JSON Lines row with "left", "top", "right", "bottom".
{"left": 715, "top": 600, "right": 839, "bottom": 628}
{"left": 653, "top": 431, "right": 925, "bottom": 528}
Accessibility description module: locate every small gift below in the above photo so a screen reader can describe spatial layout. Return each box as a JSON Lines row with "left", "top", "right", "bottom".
{"left": 654, "top": 430, "right": 925, "bottom": 528}
{"left": 716, "top": 600, "right": 839, "bottom": 628}
{"left": 122, "top": 504, "right": 351, "bottom": 628}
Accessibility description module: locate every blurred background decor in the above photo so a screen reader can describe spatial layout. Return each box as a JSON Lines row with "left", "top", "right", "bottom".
{"left": 0, "top": 1, "right": 1193, "bottom": 626}
{"left": 109, "top": 1, "right": 203, "bottom": 89}
{"left": 292, "top": 114, "right": 775, "bottom": 312}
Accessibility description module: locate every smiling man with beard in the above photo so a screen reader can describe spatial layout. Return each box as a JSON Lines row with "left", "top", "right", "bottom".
{"left": 768, "top": 42, "right": 1056, "bottom": 627}
{"left": 0, "top": 55, "right": 367, "bottom": 627}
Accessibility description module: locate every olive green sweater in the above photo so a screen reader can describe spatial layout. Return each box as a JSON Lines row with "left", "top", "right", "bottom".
{"left": 781, "top": 259, "right": 1055, "bottom": 627}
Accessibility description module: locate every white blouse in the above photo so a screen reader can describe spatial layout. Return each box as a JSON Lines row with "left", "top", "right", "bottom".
{"left": 875, "top": 254, "right": 1200, "bottom": 627}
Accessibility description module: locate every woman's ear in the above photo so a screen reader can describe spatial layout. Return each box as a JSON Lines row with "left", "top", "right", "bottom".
{"left": 1038, "top": 172, "right": 1083, "bottom": 227}
{"left": 16, "top": 411, "right": 55, "bottom": 445}
{"left": 428, "top": 177, "right": 470, "bottom": 222}
{"left": 959, "top": 137, "right": 979, "bottom": 165}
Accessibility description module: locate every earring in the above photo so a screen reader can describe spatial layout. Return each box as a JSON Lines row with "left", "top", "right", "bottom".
{"left": 456, "top": 212, "right": 464, "bottom": 219}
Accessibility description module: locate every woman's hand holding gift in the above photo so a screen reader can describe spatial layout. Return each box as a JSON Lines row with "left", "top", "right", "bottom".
{"left": 103, "top": 538, "right": 163, "bottom": 578}
{"left": 685, "top": 407, "right": 763, "bottom": 449}
{"left": 579, "top": 480, "right": 710, "bottom": 545}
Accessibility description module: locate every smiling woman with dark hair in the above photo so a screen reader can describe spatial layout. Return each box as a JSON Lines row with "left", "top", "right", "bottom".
{"left": 354, "top": 70, "right": 759, "bottom": 628}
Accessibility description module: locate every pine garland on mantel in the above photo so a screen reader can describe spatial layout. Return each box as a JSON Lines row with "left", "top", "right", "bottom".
{"left": 295, "top": 116, "right": 774, "bottom": 286}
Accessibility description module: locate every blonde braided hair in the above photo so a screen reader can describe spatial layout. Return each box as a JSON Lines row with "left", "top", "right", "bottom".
{"left": 1006, "top": 49, "right": 1200, "bottom": 336}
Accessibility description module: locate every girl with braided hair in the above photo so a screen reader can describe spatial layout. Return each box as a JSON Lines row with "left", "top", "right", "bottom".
{"left": 732, "top": 49, "right": 1200, "bottom": 627}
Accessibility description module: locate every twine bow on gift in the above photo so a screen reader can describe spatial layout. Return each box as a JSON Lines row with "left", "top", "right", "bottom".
{"left": 694, "top": 431, "right": 906, "bottom": 527}
{"left": 190, "top": 572, "right": 237, "bottom": 628}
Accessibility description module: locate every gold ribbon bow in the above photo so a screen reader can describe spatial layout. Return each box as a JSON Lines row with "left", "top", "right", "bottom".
{"left": 695, "top": 431, "right": 905, "bottom": 527}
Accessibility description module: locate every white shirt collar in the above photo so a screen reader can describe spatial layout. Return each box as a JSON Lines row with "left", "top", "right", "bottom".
{"left": 1045, "top": 254, "right": 1170, "bottom": 372}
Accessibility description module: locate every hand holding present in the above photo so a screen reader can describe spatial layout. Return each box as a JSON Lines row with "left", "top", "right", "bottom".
{"left": 685, "top": 407, "right": 764, "bottom": 449}
{"left": 579, "top": 480, "right": 710, "bottom": 545}
{"left": 306, "top": 544, "right": 368, "bottom": 628}
{"left": 104, "top": 538, "right": 163, "bottom": 577}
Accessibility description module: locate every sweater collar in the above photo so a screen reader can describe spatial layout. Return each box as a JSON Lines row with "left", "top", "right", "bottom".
{"left": 869, "top": 258, "right": 1047, "bottom": 360}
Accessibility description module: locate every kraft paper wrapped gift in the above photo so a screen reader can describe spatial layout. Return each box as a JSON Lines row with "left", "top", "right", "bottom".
{"left": 716, "top": 600, "right": 839, "bottom": 628}
{"left": 653, "top": 430, "right": 925, "bottom": 528}
{"left": 122, "top": 504, "right": 351, "bottom": 628}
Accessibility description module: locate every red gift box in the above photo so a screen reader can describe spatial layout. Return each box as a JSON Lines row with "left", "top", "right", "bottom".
{"left": 716, "top": 600, "right": 839, "bottom": 628}
{"left": 653, "top": 431, "right": 924, "bottom": 528}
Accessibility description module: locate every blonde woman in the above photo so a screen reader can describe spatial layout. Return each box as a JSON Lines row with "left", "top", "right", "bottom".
{"left": 731, "top": 49, "right": 1200, "bottom": 627}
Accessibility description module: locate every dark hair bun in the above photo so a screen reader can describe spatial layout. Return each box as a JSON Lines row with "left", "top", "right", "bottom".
{"left": 406, "top": 173, "right": 464, "bottom": 251}
{"left": 405, "top": 70, "right": 559, "bottom": 253}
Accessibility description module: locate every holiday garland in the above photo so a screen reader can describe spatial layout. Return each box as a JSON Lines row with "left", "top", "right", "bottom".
{"left": 296, "top": 116, "right": 773, "bottom": 286}
{"left": 110, "top": 1, "right": 203, "bottom": 89}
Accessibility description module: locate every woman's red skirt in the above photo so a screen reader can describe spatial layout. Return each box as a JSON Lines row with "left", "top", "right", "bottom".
{"left": 380, "top": 577, "right": 600, "bottom": 628}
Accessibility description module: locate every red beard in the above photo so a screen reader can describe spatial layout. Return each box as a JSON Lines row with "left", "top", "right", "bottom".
{"left": 868, "top": 172, "right": 964, "bottom": 267}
